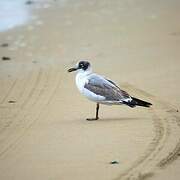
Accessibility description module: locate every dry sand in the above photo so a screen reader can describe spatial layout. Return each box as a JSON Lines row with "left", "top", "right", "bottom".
{"left": 0, "top": 0, "right": 180, "bottom": 180}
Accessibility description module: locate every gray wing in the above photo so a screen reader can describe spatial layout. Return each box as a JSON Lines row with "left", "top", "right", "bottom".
{"left": 84, "top": 74, "right": 130, "bottom": 101}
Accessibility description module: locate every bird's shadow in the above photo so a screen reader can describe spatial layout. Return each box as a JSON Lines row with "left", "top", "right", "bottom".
{"left": 95, "top": 117, "right": 144, "bottom": 122}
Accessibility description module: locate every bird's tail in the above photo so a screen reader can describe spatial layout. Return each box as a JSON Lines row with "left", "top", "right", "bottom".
{"left": 123, "top": 97, "right": 152, "bottom": 108}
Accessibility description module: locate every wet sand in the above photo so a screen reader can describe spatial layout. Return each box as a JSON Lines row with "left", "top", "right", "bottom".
{"left": 0, "top": 0, "right": 180, "bottom": 180}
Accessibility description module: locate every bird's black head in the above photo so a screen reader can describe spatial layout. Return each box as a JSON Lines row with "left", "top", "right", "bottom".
{"left": 78, "top": 61, "right": 90, "bottom": 71}
{"left": 68, "top": 61, "right": 91, "bottom": 72}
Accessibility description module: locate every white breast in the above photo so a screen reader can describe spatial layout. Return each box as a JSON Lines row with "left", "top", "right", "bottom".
{"left": 75, "top": 72, "right": 105, "bottom": 102}
{"left": 75, "top": 72, "right": 86, "bottom": 93}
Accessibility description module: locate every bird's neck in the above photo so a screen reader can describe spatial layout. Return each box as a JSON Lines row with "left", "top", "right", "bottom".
{"left": 76, "top": 69, "right": 92, "bottom": 78}
{"left": 75, "top": 70, "right": 92, "bottom": 92}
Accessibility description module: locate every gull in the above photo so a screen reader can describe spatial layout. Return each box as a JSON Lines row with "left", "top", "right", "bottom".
{"left": 68, "top": 61, "right": 152, "bottom": 121}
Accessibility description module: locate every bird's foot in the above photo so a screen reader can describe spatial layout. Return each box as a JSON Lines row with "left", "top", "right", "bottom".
{"left": 86, "top": 117, "right": 99, "bottom": 121}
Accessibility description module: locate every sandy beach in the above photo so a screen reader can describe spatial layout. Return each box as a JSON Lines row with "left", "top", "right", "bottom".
{"left": 0, "top": 0, "right": 180, "bottom": 180}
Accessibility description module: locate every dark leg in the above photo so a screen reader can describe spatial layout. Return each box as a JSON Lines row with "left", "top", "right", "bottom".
{"left": 96, "top": 103, "right": 99, "bottom": 119}
{"left": 86, "top": 103, "right": 99, "bottom": 121}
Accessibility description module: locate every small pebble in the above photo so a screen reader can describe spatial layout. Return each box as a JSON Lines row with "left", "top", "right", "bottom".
{"left": 8, "top": 100, "right": 16, "bottom": 103}
{"left": 1, "top": 43, "right": 9, "bottom": 47}
{"left": 110, "top": 161, "right": 119, "bottom": 164}
{"left": 177, "top": 109, "right": 179, "bottom": 112}
{"left": 2, "top": 56, "right": 11, "bottom": 61}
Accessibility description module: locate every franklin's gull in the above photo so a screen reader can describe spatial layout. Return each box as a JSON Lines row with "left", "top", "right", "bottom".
{"left": 68, "top": 61, "right": 152, "bottom": 121}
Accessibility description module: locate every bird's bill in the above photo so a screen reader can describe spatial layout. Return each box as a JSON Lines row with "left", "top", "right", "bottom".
{"left": 68, "top": 67, "right": 79, "bottom": 72}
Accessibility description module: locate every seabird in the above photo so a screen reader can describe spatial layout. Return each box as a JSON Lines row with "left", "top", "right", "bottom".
{"left": 68, "top": 61, "right": 152, "bottom": 121}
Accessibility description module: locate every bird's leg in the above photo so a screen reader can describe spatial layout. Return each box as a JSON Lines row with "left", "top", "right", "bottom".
{"left": 86, "top": 103, "right": 99, "bottom": 121}
{"left": 96, "top": 103, "right": 99, "bottom": 119}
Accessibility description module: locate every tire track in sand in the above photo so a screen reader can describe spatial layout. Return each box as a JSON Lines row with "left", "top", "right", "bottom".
{"left": 114, "top": 83, "right": 180, "bottom": 180}
{"left": 1, "top": 75, "right": 180, "bottom": 179}
{"left": 0, "top": 79, "right": 18, "bottom": 104}
{"left": 0, "top": 71, "right": 39, "bottom": 135}
{"left": 0, "top": 66, "right": 63, "bottom": 159}
{"left": 0, "top": 69, "right": 45, "bottom": 158}
{"left": 157, "top": 108, "right": 180, "bottom": 168}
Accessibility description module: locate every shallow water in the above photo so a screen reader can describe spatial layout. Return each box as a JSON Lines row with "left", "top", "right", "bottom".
{"left": 0, "top": 0, "right": 31, "bottom": 32}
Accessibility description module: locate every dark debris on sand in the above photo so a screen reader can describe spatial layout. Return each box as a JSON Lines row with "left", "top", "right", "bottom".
{"left": 2, "top": 56, "right": 11, "bottom": 61}
{"left": 8, "top": 100, "right": 16, "bottom": 103}
{"left": 1, "top": 43, "right": 9, "bottom": 47}
{"left": 110, "top": 161, "right": 119, "bottom": 165}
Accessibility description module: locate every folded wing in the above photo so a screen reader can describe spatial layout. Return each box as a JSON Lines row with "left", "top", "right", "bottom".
{"left": 84, "top": 74, "right": 131, "bottom": 102}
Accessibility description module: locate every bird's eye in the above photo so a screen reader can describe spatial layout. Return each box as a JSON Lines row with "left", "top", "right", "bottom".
{"left": 80, "top": 64, "right": 84, "bottom": 68}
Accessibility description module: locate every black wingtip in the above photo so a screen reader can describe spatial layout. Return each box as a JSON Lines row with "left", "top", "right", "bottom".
{"left": 123, "top": 97, "right": 152, "bottom": 108}
{"left": 131, "top": 97, "right": 152, "bottom": 108}
{"left": 123, "top": 101, "right": 136, "bottom": 108}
